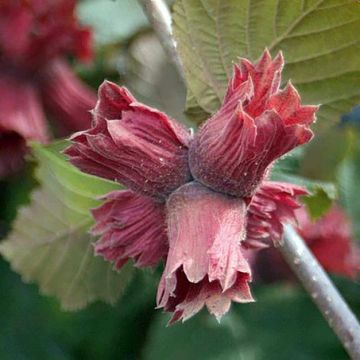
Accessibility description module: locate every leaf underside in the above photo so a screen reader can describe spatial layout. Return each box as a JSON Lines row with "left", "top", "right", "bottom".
{"left": 173, "top": 0, "right": 360, "bottom": 129}
{"left": 271, "top": 152, "right": 337, "bottom": 219}
{"left": 0, "top": 142, "right": 132, "bottom": 311}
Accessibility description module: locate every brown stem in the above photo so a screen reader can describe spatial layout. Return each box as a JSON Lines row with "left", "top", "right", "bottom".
{"left": 280, "top": 225, "right": 360, "bottom": 359}
{"left": 137, "top": 0, "right": 185, "bottom": 80}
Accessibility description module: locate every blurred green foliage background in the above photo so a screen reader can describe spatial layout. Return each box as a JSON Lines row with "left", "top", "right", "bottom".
{"left": 0, "top": 0, "right": 359, "bottom": 359}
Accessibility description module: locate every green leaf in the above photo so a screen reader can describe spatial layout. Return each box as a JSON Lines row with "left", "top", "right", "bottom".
{"left": 0, "top": 259, "right": 158, "bottom": 360}
{"left": 0, "top": 141, "right": 133, "bottom": 311}
{"left": 272, "top": 157, "right": 337, "bottom": 219}
{"left": 172, "top": 0, "right": 360, "bottom": 127}
{"left": 300, "top": 128, "right": 352, "bottom": 181}
{"left": 272, "top": 172, "right": 337, "bottom": 220}
{"left": 337, "top": 139, "right": 360, "bottom": 239}
{"left": 302, "top": 187, "right": 333, "bottom": 220}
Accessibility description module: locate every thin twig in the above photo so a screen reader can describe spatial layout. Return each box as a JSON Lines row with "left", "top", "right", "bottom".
{"left": 281, "top": 225, "right": 360, "bottom": 359}
{"left": 139, "top": 0, "right": 360, "bottom": 358}
{"left": 137, "top": 0, "right": 185, "bottom": 80}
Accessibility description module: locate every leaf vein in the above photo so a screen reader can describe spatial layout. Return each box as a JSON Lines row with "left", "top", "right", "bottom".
{"left": 268, "top": 0, "right": 325, "bottom": 51}
{"left": 284, "top": 18, "right": 360, "bottom": 39}
{"left": 285, "top": 39, "right": 359, "bottom": 65}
